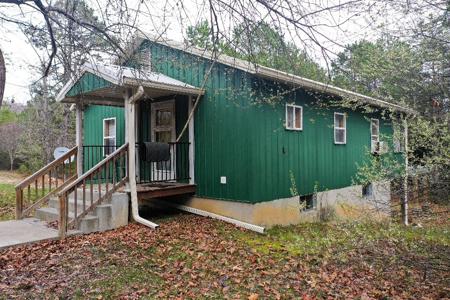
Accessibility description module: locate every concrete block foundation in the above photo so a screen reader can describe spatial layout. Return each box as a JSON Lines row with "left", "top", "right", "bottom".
{"left": 179, "top": 182, "right": 392, "bottom": 228}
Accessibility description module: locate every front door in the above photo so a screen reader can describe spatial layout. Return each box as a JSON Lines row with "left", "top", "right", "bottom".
{"left": 151, "top": 100, "right": 176, "bottom": 181}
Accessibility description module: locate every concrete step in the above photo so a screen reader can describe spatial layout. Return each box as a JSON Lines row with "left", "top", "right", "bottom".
{"left": 35, "top": 191, "right": 129, "bottom": 235}
{"left": 35, "top": 207, "right": 100, "bottom": 234}
{"left": 48, "top": 196, "right": 111, "bottom": 213}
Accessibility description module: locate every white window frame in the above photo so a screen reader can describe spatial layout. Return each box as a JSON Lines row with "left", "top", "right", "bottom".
{"left": 393, "top": 124, "right": 404, "bottom": 153}
{"left": 103, "top": 117, "right": 117, "bottom": 157}
{"left": 371, "top": 118, "right": 380, "bottom": 153}
{"left": 285, "top": 104, "right": 303, "bottom": 131}
{"left": 150, "top": 100, "right": 176, "bottom": 181}
{"left": 334, "top": 112, "right": 346, "bottom": 144}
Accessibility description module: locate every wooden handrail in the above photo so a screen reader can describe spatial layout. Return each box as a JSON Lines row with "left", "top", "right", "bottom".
{"left": 58, "top": 143, "right": 128, "bottom": 196}
{"left": 15, "top": 146, "right": 78, "bottom": 219}
{"left": 16, "top": 147, "right": 78, "bottom": 190}
{"left": 59, "top": 143, "right": 129, "bottom": 238}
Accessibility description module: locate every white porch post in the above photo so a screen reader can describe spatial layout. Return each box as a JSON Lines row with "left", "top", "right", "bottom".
{"left": 135, "top": 100, "right": 140, "bottom": 183}
{"left": 124, "top": 91, "right": 130, "bottom": 144}
{"left": 188, "top": 95, "right": 195, "bottom": 184}
{"left": 75, "top": 103, "right": 83, "bottom": 177}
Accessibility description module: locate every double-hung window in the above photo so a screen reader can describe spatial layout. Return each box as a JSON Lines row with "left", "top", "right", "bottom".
{"left": 334, "top": 112, "right": 346, "bottom": 144}
{"left": 371, "top": 118, "right": 380, "bottom": 153}
{"left": 286, "top": 104, "right": 303, "bottom": 130}
{"left": 103, "top": 118, "right": 116, "bottom": 156}
{"left": 393, "top": 124, "right": 405, "bottom": 153}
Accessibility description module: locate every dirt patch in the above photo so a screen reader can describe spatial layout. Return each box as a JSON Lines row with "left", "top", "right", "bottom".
{"left": 0, "top": 171, "right": 26, "bottom": 185}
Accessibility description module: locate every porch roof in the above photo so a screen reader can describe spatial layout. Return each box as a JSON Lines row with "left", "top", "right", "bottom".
{"left": 56, "top": 63, "right": 204, "bottom": 106}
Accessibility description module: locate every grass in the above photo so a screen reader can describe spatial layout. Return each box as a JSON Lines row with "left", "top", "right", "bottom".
{"left": 236, "top": 220, "right": 450, "bottom": 259}
{"left": 0, "top": 182, "right": 49, "bottom": 221}
{"left": 0, "top": 183, "right": 16, "bottom": 220}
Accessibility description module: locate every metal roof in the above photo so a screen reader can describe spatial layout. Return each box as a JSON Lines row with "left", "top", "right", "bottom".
{"left": 123, "top": 32, "right": 415, "bottom": 115}
{"left": 56, "top": 63, "right": 204, "bottom": 102}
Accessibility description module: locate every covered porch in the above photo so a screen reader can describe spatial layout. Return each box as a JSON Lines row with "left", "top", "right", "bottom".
{"left": 56, "top": 63, "right": 204, "bottom": 199}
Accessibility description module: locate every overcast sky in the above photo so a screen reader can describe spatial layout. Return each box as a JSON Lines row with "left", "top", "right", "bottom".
{"left": 0, "top": 0, "right": 428, "bottom": 104}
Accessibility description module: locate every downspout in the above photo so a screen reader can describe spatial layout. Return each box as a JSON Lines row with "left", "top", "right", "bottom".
{"left": 402, "top": 115, "right": 409, "bottom": 226}
{"left": 126, "top": 86, "right": 159, "bottom": 229}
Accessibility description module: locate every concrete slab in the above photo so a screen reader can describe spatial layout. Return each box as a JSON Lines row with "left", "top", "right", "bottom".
{"left": 0, "top": 218, "right": 59, "bottom": 250}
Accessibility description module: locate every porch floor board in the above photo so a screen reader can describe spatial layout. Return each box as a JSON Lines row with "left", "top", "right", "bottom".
{"left": 136, "top": 183, "right": 196, "bottom": 200}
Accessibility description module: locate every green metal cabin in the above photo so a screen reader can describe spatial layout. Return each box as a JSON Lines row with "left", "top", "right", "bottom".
{"left": 55, "top": 34, "right": 410, "bottom": 227}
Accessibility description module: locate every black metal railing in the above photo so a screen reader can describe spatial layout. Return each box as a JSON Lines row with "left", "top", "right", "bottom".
{"left": 82, "top": 145, "right": 119, "bottom": 173}
{"left": 137, "top": 142, "right": 190, "bottom": 184}
{"left": 82, "top": 143, "right": 190, "bottom": 184}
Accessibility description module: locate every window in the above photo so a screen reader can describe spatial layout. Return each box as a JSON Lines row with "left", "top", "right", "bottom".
{"left": 362, "top": 183, "right": 373, "bottom": 197}
{"left": 285, "top": 104, "right": 303, "bottom": 130}
{"left": 393, "top": 125, "right": 405, "bottom": 153}
{"left": 103, "top": 118, "right": 116, "bottom": 156}
{"left": 299, "top": 194, "right": 315, "bottom": 211}
{"left": 334, "top": 112, "right": 346, "bottom": 144}
{"left": 371, "top": 119, "right": 380, "bottom": 153}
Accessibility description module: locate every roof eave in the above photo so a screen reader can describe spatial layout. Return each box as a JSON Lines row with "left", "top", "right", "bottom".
{"left": 256, "top": 67, "right": 416, "bottom": 114}
{"left": 134, "top": 31, "right": 415, "bottom": 114}
{"left": 123, "top": 77, "right": 205, "bottom": 96}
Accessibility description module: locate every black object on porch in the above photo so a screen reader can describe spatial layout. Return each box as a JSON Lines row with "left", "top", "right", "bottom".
{"left": 82, "top": 142, "right": 190, "bottom": 184}
{"left": 137, "top": 142, "right": 190, "bottom": 184}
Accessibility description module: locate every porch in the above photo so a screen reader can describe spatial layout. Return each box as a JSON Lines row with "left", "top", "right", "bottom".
{"left": 82, "top": 142, "right": 196, "bottom": 200}
{"left": 62, "top": 64, "right": 203, "bottom": 200}
{"left": 14, "top": 63, "right": 203, "bottom": 238}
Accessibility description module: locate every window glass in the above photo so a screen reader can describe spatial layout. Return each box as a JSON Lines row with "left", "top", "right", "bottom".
{"left": 104, "top": 138, "right": 115, "bottom": 155}
{"left": 156, "top": 109, "right": 172, "bottom": 126}
{"left": 103, "top": 118, "right": 116, "bottom": 156}
{"left": 286, "top": 105, "right": 294, "bottom": 128}
{"left": 371, "top": 119, "right": 380, "bottom": 152}
{"left": 335, "top": 114, "right": 345, "bottom": 128}
{"left": 155, "top": 131, "right": 172, "bottom": 143}
{"left": 335, "top": 128, "right": 345, "bottom": 143}
{"left": 334, "top": 113, "right": 346, "bottom": 144}
{"left": 295, "top": 107, "right": 302, "bottom": 129}
{"left": 104, "top": 119, "right": 115, "bottom": 137}
{"left": 286, "top": 104, "right": 302, "bottom": 130}
{"left": 371, "top": 119, "right": 379, "bottom": 137}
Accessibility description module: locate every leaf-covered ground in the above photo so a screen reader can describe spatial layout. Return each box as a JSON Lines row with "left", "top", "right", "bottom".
{"left": 1, "top": 208, "right": 449, "bottom": 299}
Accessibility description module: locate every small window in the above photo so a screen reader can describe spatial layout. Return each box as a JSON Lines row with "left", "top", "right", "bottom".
{"left": 362, "top": 183, "right": 373, "bottom": 197}
{"left": 393, "top": 125, "right": 404, "bottom": 153}
{"left": 286, "top": 104, "right": 303, "bottom": 130}
{"left": 103, "top": 118, "right": 116, "bottom": 156}
{"left": 299, "top": 194, "right": 315, "bottom": 211}
{"left": 334, "top": 113, "right": 346, "bottom": 144}
{"left": 371, "top": 119, "right": 380, "bottom": 153}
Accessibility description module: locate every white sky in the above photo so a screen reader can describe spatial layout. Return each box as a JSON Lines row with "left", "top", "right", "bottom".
{"left": 0, "top": 0, "right": 436, "bottom": 104}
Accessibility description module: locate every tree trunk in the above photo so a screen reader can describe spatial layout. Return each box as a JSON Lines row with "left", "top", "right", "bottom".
{"left": 9, "top": 151, "right": 14, "bottom": 171}
{"left": 0, "top": 48, "right": 5, "bottom": 108}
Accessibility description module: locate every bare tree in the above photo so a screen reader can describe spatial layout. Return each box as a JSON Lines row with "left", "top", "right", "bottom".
{"left": 0, "top": 122, "right": 23, "bottom": 170}
{"left": 0, "top": 48, "right": 5, "bottom": 107}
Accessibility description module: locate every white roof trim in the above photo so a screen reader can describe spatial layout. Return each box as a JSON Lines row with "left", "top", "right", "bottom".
{"left": 56, "top": 63, "right": 204, "bottom": 102}
{"left": 130, "top": 32, "right": 414, "bottom": 114}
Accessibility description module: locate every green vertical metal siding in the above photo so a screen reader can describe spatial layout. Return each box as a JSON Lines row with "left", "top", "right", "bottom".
{"left": 67, "top": 72, "right": 112, "bottom": 97}
{"left": 142, "top": 40, "right": 397, "bottom": 203}
{"left": 144, "top": 41, "right": 255, "bottom": 202}
{"left": 83, "top": 105, "right": 125, "bottom": 171}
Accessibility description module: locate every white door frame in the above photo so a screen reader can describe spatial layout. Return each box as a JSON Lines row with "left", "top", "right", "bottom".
{"left": 150, "top": 100, "right": 176, "bottom": 181}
